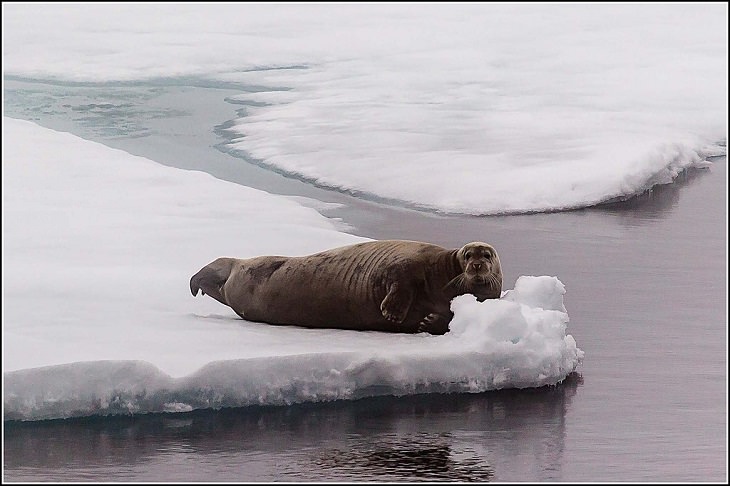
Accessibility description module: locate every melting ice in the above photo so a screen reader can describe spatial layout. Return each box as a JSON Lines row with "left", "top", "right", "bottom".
{"left": 3, "top": 3, "right": 726, "bottom": 214}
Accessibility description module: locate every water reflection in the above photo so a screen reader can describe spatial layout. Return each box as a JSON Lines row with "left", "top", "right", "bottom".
{"left": 589, "top": 165, "right": 714, "bottom": 222}
{"left": 4, "top": 373, "right": 582, "bottom": 482}
{"left": 314, "top": 432, "right": 494, "bottom": 482}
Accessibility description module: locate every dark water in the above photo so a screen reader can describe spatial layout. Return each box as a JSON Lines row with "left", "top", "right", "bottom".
{"left": 3, "top": 378, "right": 582, "bottom": 482}
{"left": 3, "top": 79, "right": 727, "bottom": 482}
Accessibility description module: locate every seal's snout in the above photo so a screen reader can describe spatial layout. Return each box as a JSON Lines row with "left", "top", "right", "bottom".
{"left": 470, "top": 270, "right": 490, "bottom": 284}
{"left": 466, "top": 260, "right": 490, "bottom": 278}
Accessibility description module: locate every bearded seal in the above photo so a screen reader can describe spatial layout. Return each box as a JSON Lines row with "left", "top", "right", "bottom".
{"left": 190, "top": 240, "right": 502, "bottom": 335}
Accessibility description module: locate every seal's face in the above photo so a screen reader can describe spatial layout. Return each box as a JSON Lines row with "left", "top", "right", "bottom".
{"left": 456, "top": 242, "right": 502, "bottom": 296}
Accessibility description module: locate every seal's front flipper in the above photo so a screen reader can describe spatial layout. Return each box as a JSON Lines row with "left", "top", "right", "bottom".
{"left": 417, "top": 312, "right": 451, "bottom": 335}
{"left": 380, "top": 281, "right": 414, "bottom": 324}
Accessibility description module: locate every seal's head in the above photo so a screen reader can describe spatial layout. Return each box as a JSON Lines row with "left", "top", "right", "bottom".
{"left": 454, "top": 241, "right": 503, "bottom": 300}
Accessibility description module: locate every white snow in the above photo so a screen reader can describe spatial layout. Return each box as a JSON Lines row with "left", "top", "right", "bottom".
{"left": 3, "top": 3, "right": 726, "bottom": 214}
{"left": 2, "top": 118, "right": 583, "bottom": 421}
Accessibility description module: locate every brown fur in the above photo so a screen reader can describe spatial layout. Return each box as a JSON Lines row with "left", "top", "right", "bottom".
{"left": 190, "top": 240, "right": 502, "bottom": 334}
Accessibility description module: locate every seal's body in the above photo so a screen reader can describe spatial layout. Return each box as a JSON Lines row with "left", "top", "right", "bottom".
{"left": 190, "top": 240, "right": 502, "bottom": 334}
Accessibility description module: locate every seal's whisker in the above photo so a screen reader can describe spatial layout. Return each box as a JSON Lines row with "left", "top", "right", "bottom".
{"left": 443, "top": 274, "right": 466, "bottom": 292}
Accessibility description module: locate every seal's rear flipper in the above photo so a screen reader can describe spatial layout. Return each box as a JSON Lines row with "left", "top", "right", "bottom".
{"left": 190, "top": 257, "right": 236, "bottom": 306}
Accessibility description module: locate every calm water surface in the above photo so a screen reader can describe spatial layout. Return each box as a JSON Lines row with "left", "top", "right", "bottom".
{"left": 4, "top": 381, "right": 582, "bottom": 482}
{"left": 3, "top": 79, "right": 727, "bottom": 482}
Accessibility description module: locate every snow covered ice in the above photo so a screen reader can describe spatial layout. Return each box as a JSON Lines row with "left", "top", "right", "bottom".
{"left": 3, "top": 3, "right": 726, "bottom": 215}
{"left": 3, "top": 118, "right": 583, "bottom": 421}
